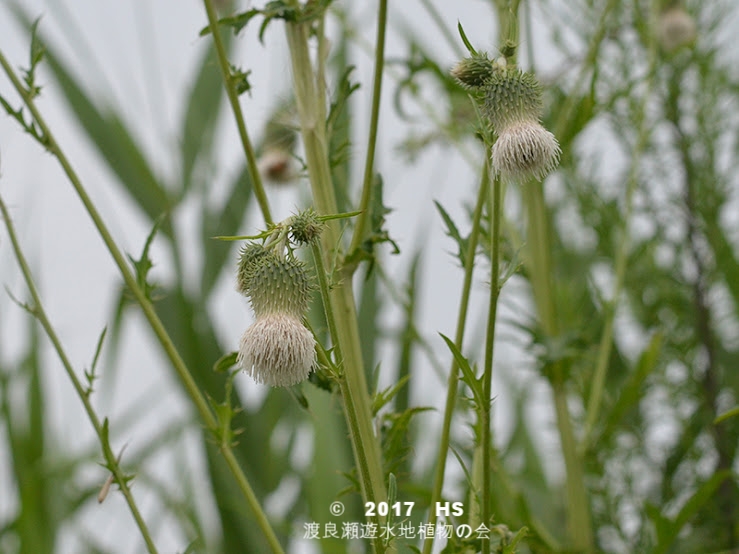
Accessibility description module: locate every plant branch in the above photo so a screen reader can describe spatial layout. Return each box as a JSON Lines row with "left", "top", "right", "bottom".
{"left": 422, "top": 153, "right": 490, "bottom": 554}
{"left": 348, "top": 0, "right": 388, "bottom": 261}
{"left": 0, "top": 196, "right": 158, "bottom": 553}
{"left": 0, "top": 49, "right": 284, "bottom": 554}
{"left": 202, "top": 0, "right": 272, "bottom": 225}
{"left": 480, "top": 169, "right": 502, "bottom": 554}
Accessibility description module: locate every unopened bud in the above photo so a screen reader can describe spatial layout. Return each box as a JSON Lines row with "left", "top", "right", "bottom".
{"left": 289, "top": 209, "right": 323, "bottom": 245}
{"left": 658, "top": 7, "right": 696, "bottom": 52}
{"left": 451, "top": 54, "right": 495, "bottom": 89}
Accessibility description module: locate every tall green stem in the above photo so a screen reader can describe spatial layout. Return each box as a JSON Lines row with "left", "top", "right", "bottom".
{"left": 0, "top": 196, "right": 159, "bottom": 554}
{"left": 480, "top": 171, "right": 503, "bottom": 554}
{"left": 284, "top": 20, "right": 389, "bottom": 549}
{"left": 522, "top": 182, "right": 593, "bottom": 551}
{"left": 202, "top": 0, "right": 272, "bottom": 225}
{"left": 0, "top": 50, "right": 284, "bottom": 554}
{"left": 422, "top": 157, "right": 490, "bottom": 554}
{"left": 349, "top": 0, "right": 388, "bottom": 259}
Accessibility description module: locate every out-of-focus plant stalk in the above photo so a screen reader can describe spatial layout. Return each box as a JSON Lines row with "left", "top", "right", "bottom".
{"left": 581, "top": 0, "right": 659, "bottom": 450}
{"left": 0, "top": 50, "right": 285, "bottom": 554}
{"left": 0, "top": 195, "right": 159, "bottom": 554}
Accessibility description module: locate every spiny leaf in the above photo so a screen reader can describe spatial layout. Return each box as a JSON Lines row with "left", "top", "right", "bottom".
{"left": 23, "top": 17, "right": 45, "bottom": 98}
{"left": 440, "top": 333, "right": 484, "bottom": 408}
{"left": 126, "top": 214, "right": 165, "bottom": 302}
{"left": 434, "top": 201, "right": 469, "bottom": 267}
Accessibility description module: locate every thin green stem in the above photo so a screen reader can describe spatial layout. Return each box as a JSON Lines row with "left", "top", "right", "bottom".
{"left": 0, "top": 196, "right": 158, "bottom": 554}
{"left": 202, "top": 0, "right": 272, "bottom": 225}
{"left": 422, "top": 155, "right": 490, "bottom": 554}
{"left": 480, "top": 170, "right": 502, "bottom": 554}
{"left": 581, "top": 0, "right": 660, "bottom": 453}
{"left": 0, "top": 50, "right": 284, "bottom": 554}
{"left": 523, "top": 181, "right": 593, "bottom": 551}
{"left": 348, "top": 0, "right": 388, "bottom": 261}
{"left": 284, "top": 20, "right": 389, "bottom": 551}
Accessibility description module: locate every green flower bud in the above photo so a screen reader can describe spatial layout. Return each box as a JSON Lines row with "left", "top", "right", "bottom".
{"left": 238, "top": 313, "right": 316, "bottom": 387}
{"left": 450, "top": 54, "right": 495, "bottom": 89}
{"left": 482, "top": 68, "right": 543, "bottom": 132}
{"left": 289, "top": 209, "right": 323, "bottom": 245}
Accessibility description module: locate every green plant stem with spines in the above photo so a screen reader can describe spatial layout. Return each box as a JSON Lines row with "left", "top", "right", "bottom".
{"left": 0, "top": 49, "right": 285, "bottom": 554}
{"left": 491, "top": 0, "right": 594, "bottom": 547}
{"left": 422, "top": 154, "right": 490, "bottom": 554}
{"left": 202, "top": 0, "right": 272, "bottom": 225}
{"left": 348, "top": 0, "right": 388, "bottom": 261}
{"left": 284, "top": 18, "right": 391, "bottom": 553}
{"left": 480, "top": 170, "right": 503, "bottom": 554}
{"left": 0, "top": 195, "right": 159, "bottom": 554}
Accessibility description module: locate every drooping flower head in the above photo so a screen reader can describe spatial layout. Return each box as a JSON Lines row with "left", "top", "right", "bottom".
{"left": 481, "top": 67, "right": 561, "bottom": 182}
{"left": 238, "top": 312, "right": 315, "bottom": 387}
{"left": 236, "top": 243, "right": 316, "bottom": 387}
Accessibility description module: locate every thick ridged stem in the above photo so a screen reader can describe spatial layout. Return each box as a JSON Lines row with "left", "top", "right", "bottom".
{"left": 284, "top": 20, "right": 390, "bottom": 554}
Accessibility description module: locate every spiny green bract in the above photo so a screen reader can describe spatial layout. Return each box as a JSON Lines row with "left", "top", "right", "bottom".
{"left": 246, "top": 254, "right": 313, "bottom": 317}
{"left": 237, "top": 243, "right": 271, "bottom": 295}
{"left": 482, "top": 68, "right": 543, "bottom": 131}
{"left": 450, "top": 54, "right": 495, "bottom": 89}
{"left": 289, "top": 209, "right": 323, "bottom": 245}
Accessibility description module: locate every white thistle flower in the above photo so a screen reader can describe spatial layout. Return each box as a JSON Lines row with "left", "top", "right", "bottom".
{"left": 491, "top": 120, "right": 561, "bottom": 182}
{"left": 238, "top": 313, "right": 316, "bottom": 387}
{"left": 658, "top": 7, "right": 696, "bottom": 53}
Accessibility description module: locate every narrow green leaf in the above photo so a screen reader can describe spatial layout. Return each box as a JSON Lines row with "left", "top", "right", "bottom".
{"left": 457, "top": 21, "right": 477, "bottom": 55}
{"left": 434, "top": 200, "right": 468, "bottom": 267}
{"left": 440, "top": 333, "right": 483, "bottom": 408}
{"left": 213, "top": 351, "right": 238, "bottom": 373}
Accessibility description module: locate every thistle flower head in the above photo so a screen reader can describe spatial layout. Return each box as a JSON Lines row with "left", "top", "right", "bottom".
{"left": 245, "top": 253, "right": 313, "bottom": 317}
{"left": 491, "top": 120, "right": 561, "bottom": 182}
{"left": 482, "top": 68, "right": 543, "bottom": 131}
{"left": 658, "top": 7, "right": 696, "bottom": 52}
{"left": 289, "top": 209, "right": 323, "bottom": 245}
{"left": 451, "top": 54, "right": 495, "bottom": 89}
{"left": 238, "top": 313, "right": 316, "bottom": 387}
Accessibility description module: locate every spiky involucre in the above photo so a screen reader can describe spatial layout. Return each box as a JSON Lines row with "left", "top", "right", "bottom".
{"left": 237, "top": 243, "right": 271, "bottom": 295}
{"left": 247, "top": 254, "right": 313, "bottom": 317}
{"left": 450, "top": 54, "right": 495, "bottom": 89}
{"left": 482, "top": 68, "right": 543, "bottom": 132}
{"left": 238, "top": 313, "right": 316, "bottom": 387}
{"left": 491, "top": 120, "right": 561, "bottom": 182}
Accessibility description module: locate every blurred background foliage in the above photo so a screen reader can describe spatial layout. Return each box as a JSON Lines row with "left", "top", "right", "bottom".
{"left": 1, "top": 0, "right": 739, "bottom": 553}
